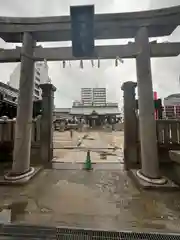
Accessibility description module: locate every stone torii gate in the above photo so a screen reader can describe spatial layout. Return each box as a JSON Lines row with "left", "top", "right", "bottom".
{"left": 0, "top": 5, "right": 180, "bottom": 184}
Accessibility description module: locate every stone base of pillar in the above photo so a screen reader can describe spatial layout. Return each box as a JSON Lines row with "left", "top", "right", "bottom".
{"left": 129, "top": 169, "right": 179, "bottom": 190}
{"left": 2, "top": 167, "right": 42, "bottom": 185}
{"left": 136, "top": 170, "right": 167, "bottom": 185}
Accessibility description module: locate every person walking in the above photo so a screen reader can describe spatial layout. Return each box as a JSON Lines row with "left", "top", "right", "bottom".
{"left": 111, "top": 118, "right": 115, "bottom": 131}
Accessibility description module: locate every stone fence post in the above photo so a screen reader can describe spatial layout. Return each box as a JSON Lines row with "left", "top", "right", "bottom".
{"left": 121, "top": 81, "right": 138, "bottom": 169}
{"left": 40, "top": 83, "right": 56, "bottom": 165}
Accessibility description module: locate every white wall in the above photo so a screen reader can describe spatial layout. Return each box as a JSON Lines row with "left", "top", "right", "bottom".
{"left": 36, "top": 61, "right": 49, "bottom": 84}
{"left": 9, "top": 64, "right": 21, "bottom": 89}
{"left": 164, "top": 97, "right": 180, "bottom": 106}
{"left": 9, "top": 61, "right": 50, "bottom": 99}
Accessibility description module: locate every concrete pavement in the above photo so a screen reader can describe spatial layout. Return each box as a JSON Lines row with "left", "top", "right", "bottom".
{"left": 0, "top": 169, "right": 179, "bottom": 233}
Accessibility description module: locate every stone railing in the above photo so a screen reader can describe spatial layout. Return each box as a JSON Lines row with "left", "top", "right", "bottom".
{"left": 0, "top": 116, "right": 41, "bottom": 163}
{"left": 0, "top": 117, "right": 41, "bottom": 143}
{"left": 136, "top": 119, "right": 180, "bottom": 146}
{"left": 135, "top": 119, "right": 180, "bottom": 164}
{"left": 156, "top": 119, "right": 180, "bottom": 145}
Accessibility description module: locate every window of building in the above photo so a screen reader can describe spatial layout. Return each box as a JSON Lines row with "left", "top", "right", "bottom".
{"left": 34, "top": 96, "right": 39, "bottom": 100}
{"left": 34, "top": 89, "right": 39, "bottom": 96}
{"left": 36, "top": 70, "right": 40, "bottom": 76}
{"left": 35, "top": 76, "right": 40, "bottom": 82}
{"left": 175, "top": 106, "right": 180, "bottom": 118}
{"left": 35, "top": 83, "right": 39, "bottom": 89}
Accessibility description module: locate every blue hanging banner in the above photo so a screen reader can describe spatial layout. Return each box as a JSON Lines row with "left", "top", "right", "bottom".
{"left": 70, "top": 5, "right": 94, "bottom": 58}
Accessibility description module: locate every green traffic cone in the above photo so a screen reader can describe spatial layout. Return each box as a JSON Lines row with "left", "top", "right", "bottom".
{"left": 84, "top": 150, "right": 92, "bottom": 170}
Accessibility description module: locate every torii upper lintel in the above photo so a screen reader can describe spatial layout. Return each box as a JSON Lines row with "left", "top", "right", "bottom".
{"left": 0, "top": 5, "right": 179, "bottom": 42}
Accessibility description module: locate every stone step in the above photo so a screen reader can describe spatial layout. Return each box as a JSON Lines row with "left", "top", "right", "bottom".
{"left": 52, "top": 161, "right": 123, "bottom": 170}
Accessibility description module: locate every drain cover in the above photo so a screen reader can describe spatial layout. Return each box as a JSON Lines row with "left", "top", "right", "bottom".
{"left": 0, "top": 224, "right": 56, "bottom": 239}
{"left": 56, "top": 228, "right": 180, "bottom": 240}
{"left": 0, "top": 225, "right": 179, "bottom": 239}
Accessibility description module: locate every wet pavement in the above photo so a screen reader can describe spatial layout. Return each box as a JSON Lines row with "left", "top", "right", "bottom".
{"left": 0, "top": 130, "right": 179, "bottom": 234}
{"left": 0, "top": 169, "right": 179, "bottom": 233}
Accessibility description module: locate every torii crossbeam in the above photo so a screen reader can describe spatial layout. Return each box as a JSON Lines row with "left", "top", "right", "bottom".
{"left": 0, "top": 42, "right": 180, "bottom": 62}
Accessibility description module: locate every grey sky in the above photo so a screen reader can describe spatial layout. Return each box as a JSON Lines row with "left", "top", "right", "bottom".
{"left": 0, "top": 0, "right": 179, "bottom": 107}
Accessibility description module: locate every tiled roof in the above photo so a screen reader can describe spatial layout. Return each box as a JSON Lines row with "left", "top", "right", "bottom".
{"left": 0, "top": 82, "right": 18, "bottom": 93}
{"left": 165, "top": 94, "right": 180, "bottom": 99}
{"left": 70, "top": 106, "right": 120, "bottom": 115}
{"left": 0, "top": 86, "right": 18, "bottom": 98}
{"left": 55, "top": 108, "right": 71, "bottom": 113}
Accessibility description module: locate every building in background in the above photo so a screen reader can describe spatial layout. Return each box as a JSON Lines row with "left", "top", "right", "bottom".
{"left": 81, "top": 88, "right": 106, "bottom": 106}
{"left": 0, "top": 82, "right": 18, "bottom": 118}
{"left": 0, "top": 80, "right": 56, "bottom": 119}
{"left": 81, "top": 88, "right": 93, "bottom": 105}
{"left": 54, "top": 88, "right": 120, "bottom": 127}
{"left": 164, "top": 93, "right": 180, "bottom": 119}
{"left": 0, "top": 82, "right": 18, "bottom": 103}
{"left": 71, "top": 88, "right": 120, "bottom": 127}
{"left": 92, "top": 88, "right": 106, "bottom": 106}
{"left": 8, "top": 60, "right": 50, "bottom": 100}
{"left": 73, "top": 100, "right": 82, "bottom": 107}
{"left": 70, "top": 102, "right": 120, "bottom": 127}
{"left": 54, "top": 108, "right": 71, "bottom": 120}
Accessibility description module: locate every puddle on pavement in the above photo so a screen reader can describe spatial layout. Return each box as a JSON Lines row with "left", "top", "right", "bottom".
{"left": 0, "top": 201, "right": 28, "bottom": 223}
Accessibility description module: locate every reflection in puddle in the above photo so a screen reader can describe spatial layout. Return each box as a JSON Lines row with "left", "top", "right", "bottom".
{"left": 0, "top": 209, "right": 11, "bottom": 223}
{"left": 0, "top": 201, "right": 28, "bottom": 223}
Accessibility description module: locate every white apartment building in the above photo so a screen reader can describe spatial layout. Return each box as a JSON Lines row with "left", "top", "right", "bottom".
{"left": 81, "top": 88, "right": 93, "bottom": 105}
{"left": 9, "top": 60, "right": 50, "bottom": 100}
{"left": 92, "top": 88, "right": 106, "bottom": 106}
{"left": 81, "top": 88, "right": 106, "bottom": 106}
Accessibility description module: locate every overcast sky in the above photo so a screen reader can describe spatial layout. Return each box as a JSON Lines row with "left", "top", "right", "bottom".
{"left": 0, "top": 0, "right": 179, "bottom": 107}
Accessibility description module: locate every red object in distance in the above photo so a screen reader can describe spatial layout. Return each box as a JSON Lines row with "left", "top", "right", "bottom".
{"left": 153, "top": 91, "right": 158, "bottom": 119}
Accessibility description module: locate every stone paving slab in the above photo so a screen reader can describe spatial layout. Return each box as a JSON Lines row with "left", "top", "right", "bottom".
{"left": 53, "top": 131, "right": 124, "bottom": 149}
{"left": 52, "top": 162, "right": 124, "bottom": 170}
{"left": 53, "top": 149, "right": 121, "bottom": 164}
{"left": 53, "top": 131, "right": 124, "bottom": 163}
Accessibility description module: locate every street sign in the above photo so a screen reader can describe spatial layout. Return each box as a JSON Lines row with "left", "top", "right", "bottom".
{"left": 70, "top": 5, "right": 94, "bottom": 58}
